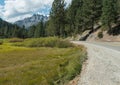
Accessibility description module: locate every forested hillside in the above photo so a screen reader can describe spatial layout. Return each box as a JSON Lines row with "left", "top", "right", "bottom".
{"left": 0, "top": 18, "right": 27, "bottom": 38}
{"left": 46, "top": 0, "right": 120, "bottom": 37}
{"left": 0, "top": 0, "right": 120, "bottom": 39}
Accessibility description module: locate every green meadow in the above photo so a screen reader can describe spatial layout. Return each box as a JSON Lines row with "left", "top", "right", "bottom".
{"left": 0, "top": 38, "right": 87, "bottom": 85}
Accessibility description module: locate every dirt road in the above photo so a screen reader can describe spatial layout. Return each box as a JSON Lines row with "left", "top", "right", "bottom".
{"left": 72, "top": 41, "right": 120, "bottom": 85}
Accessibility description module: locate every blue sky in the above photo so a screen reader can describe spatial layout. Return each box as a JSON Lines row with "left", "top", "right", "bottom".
{"left": 0, "top": 0, "right": 4, "bottom": 5}
{"left": 0, "top": 0, "right": 72, "bottom": 22}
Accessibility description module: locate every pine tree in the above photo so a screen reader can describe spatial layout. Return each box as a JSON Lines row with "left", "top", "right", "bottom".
{"left": 82, "top": 0, "right": 102, "bottom": 31}
{"left": 28, "top": 26, "right": 36, "bottom": 38}
{"left": 49, "top": 0, "right": 66, "bottom": 37}
{"left": 64, "top": 7, "right": 72, "bottom": 36}
{"left": 34, "top": 20, "right": 44, "bottom": 38}
{"left": 67, "top": 0, "right": 81, "bottom": 33}
{"left": 46, "top": 20, "right": 56, "bottom": 36}
{"left": 116, "top": 0, "right": 120, "bottom": 15}
{"left": 12, "top": 25, "right": 18, "bottom": 37}
{"left": 101, "top": 0, "right": 118, "bottom": 32}
{"left": 4, "top": 26, "right": 8, "bottom": 37}
{"left": 75, "top": 0, "right": 84, "bottom": 34}
{"left": 39, "top": 20, "right": 45, "bottom": 37}
{"left": 34, "top": 26, "right": 40, "bottom": 38}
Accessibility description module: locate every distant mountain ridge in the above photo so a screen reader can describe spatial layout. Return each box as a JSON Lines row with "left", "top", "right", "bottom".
{"left": 15, "top": 14, "right": 49, "bottom": 28}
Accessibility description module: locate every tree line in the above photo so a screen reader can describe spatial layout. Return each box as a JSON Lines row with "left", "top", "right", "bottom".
{"left": 0, "top": 0, "right": 120, "bottom": 38}
{"left": 0, "top": 18, "right": 27, "bottom": 38}
{"left": 0, "top": 18, "right": 46, "bottom": 38}
{"left": 46, "top": 0, "right": 120, "bottom": 37}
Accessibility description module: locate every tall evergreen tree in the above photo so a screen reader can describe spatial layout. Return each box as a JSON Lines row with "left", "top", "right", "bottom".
{"left": 46, "top": 19, "right": 56, "bottom": 36}
{"left": 75, "top": 0, "right": 84, "bottom": 34}
{"left": 12, "top": 25, "right": 19, "bottom": 37}
{"left": 4, "top": 26, "right": 8, "bottom": 37}
{"left": 117, "top": 0, "right": 120, "bottom": 14}
{"left": 49, "top": 0, "right": 66, "bottom": 37}
{"left": 34, "top": 26, "right": 40, "bottom": 38}
{"left": 28, "top": 25, "right": 36, "bottom": 38}
{"left": 67, "top": 0, "right": 81, "bottom": 33}
{"left": 82, "top": 0, "right": 102, "bottom": 31}
{"left": 39, "top": 20, "right": 45, "bottom": 37}
{"left": 101, "top": 0, "right": 118, "bottom": 31}
{"left": 34, "top": 20, "right": 44, "bottom": 38}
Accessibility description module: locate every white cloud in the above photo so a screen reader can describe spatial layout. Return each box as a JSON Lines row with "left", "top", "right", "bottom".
{"left": 0, "top": 0, "right": 72, "bottom": 22}
{"left": 65, "top": 0, "right": 72, "bottom": 6}
{"left": 0, "top": 5, "right": 4, "bottom": 17}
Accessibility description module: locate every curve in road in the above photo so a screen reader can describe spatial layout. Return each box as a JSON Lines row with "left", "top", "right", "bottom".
{"left": 72, "top": 41, "right": 120, "bottom": 85}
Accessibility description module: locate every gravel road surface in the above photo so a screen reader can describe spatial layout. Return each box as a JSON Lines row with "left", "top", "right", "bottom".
{"left": 72, "top": 41, "right": 120, "bottom": 85}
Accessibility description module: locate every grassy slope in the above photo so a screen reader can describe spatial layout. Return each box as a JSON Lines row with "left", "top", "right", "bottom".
{"left": 0, "top": 39, "right": 87, "bottom": 85}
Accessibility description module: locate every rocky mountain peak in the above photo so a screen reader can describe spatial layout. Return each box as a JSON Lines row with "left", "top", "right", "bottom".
{"left": 15, "top": 14, "right": 49, "bottom": 28}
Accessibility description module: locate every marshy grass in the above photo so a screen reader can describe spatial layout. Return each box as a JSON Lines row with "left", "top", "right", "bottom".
{"left": 12, "top": 37, "right": 73, "bottom": 48}
{"left": 0, "top": 38, "right": 87, "bottom": 85}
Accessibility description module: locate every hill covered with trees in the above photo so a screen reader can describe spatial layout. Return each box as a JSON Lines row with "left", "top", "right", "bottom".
{"left": 28, "top": 0, "right": 120, "bottom": 38}
{"left": 0, "top": 0, "right": 120, "bottom": 39}
{"left": 0, "top": 18, "right": 27, "bottom": 38}
{"left": 46, "top": 0, "right": 120, "bottom": 38}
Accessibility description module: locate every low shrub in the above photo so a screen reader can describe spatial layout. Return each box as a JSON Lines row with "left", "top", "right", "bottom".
{"left": 56, "top": 40, "right": 73, "bottom": 48}
{"left": 98, "top": 31, "right": 103, "bottom": 38}
{"left": 14, "top": 37, "right": 73, "bottom": 48}
{"left": 24, "top": 37, "right": 58, "bottom": 47}
{"left": 9, "top": 38, "right": 24, "bottom": 43}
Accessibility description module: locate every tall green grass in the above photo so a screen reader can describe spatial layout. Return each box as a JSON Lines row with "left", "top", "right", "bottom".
{"left": 12, "top": 37, "right": 73, "bottom": 48}
{"left": 0, "top": 38, "right": 87, "bottom": 85}
{"left": 52, "top": 48, "right": 87, "bottom": 85}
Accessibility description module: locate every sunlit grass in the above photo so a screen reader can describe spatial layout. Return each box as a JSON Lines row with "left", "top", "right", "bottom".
{"left": 0, "top": 38, "right": 87, "bottom": 85}
{"left": 0, "top": 43, "right": 30, "bottom": 53}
